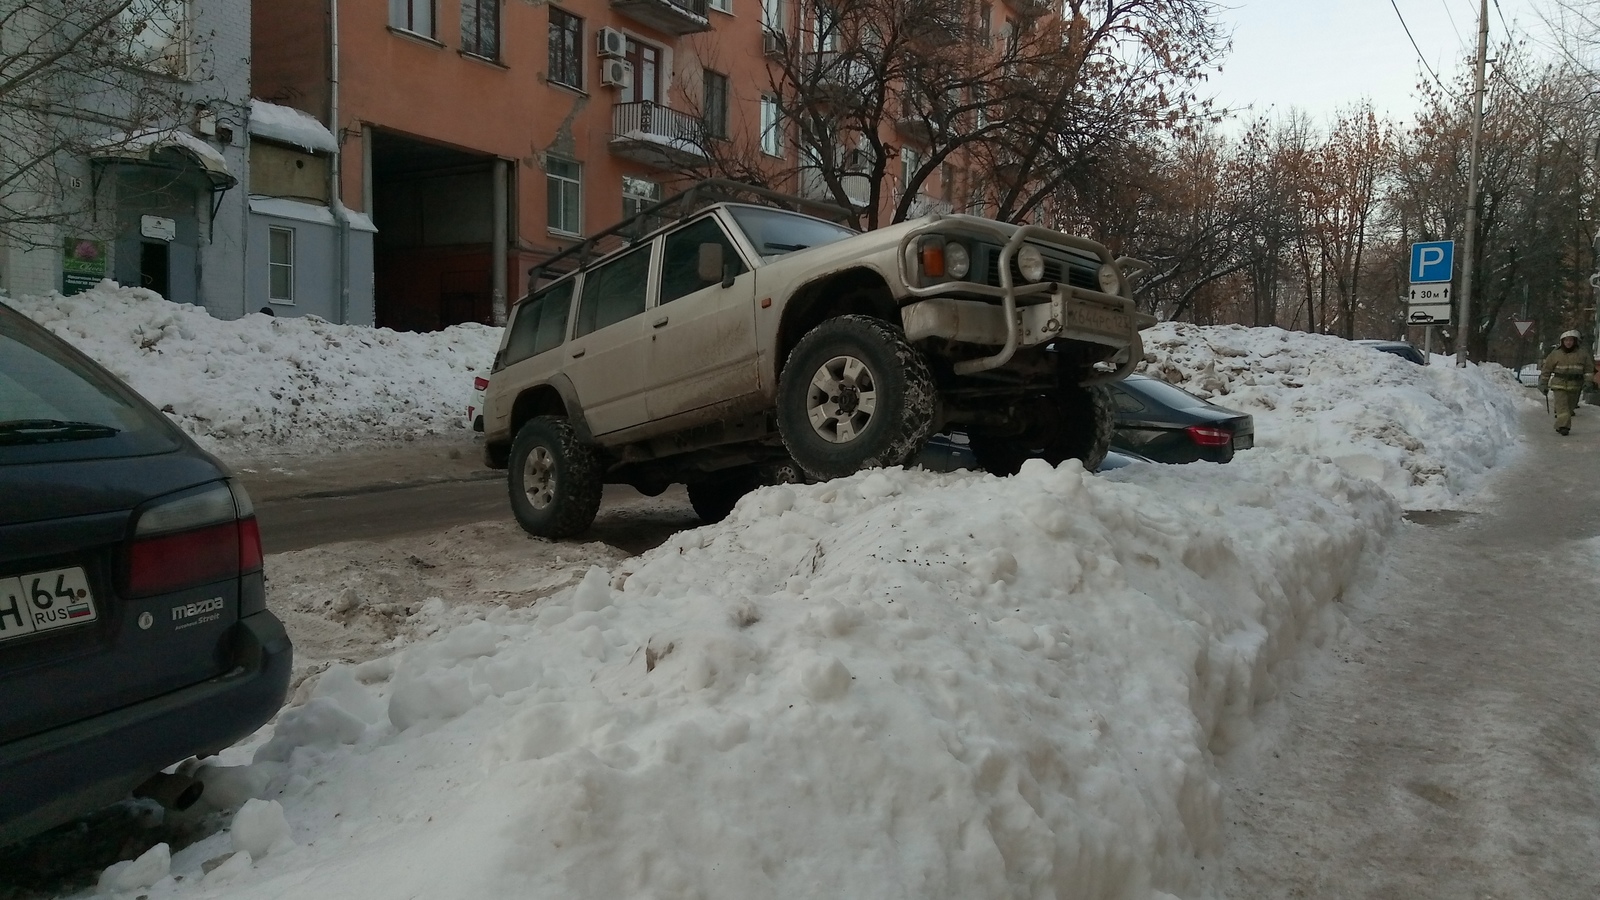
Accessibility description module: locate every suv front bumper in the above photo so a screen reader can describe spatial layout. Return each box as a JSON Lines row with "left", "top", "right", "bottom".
{"left": 0, "top": 612, "right": 292, "bottom": 846}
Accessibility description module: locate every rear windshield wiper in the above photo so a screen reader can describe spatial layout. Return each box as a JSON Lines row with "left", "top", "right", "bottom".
{"left": 0, "top": 419, "right": 121, "bottom": 445}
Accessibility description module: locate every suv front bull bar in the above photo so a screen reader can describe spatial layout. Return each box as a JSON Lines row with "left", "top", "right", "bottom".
{"left": 896, "top": 221, "right": 1155, "bottom": 380}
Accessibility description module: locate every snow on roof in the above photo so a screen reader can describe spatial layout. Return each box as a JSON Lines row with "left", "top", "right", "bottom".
{"left": 249, "top": 99, "right": 339, "bottom": 154}
{"left": 91, "top": 128, "right": 232, "bottom": 180}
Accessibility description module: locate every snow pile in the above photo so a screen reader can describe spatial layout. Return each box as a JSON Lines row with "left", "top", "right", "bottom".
{"left": 147, "top": 456, "right": 1393, "bottom": 900}
{"left": 3, "top": 284, "right": 500, "bottom": 456}
{"left": 1141, "top": 323, "right": 1524, "bottom": 508}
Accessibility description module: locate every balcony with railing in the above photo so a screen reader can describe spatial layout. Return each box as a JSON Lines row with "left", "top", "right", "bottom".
{"left": 610, "top": 101, "right": 707, "bottom": 167}
{"left": 611, "top": 0, "right": 711, "bottom": 35}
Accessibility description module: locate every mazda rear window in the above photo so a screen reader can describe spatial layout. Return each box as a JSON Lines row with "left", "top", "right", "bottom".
{"left": 0, "top": 305, "right": 179, "bottom": 464}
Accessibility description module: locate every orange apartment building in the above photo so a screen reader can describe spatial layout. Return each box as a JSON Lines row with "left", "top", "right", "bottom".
{"left": 250, "top": 0, "right": 768, "bottom": 331}
{"left": 253, "top": 0, "right": 990, "bottom": 332}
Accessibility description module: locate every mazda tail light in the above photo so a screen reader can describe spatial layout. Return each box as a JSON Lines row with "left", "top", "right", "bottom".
{"left": 127, "top": 481, "right": 260, "bottom": 598}
{"left": 1185, "top": 425, "right": 1233, "bottom": 448}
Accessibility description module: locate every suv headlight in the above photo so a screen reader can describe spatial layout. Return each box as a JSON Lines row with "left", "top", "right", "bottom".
{"left": 945, "top": 241, "right": 970, "bottom": 278}
{"left": 1097, "top": 263, "right": 1121, "bottom": 294}
{"left": 1016, "top": 245, "right": 1046, "bottom": 283}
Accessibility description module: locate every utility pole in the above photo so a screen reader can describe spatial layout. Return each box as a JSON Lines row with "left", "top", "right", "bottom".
{"left": 1457, "top": 0, "right": 1489, "bottom": 367}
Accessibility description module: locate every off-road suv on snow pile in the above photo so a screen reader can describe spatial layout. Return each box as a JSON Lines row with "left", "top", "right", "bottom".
{"left": 482, "top": 180, "right": 1156, "bottom": 537}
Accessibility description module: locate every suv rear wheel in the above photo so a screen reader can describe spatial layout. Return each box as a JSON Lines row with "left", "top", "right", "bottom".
{"left": 777, "top": 315, "right": 937, "bottom": 480}
{"left": 970, "top": 383, "right": 1115, "bottom": 476}
{"left": 508, "top": 416, "right": 603, "bottom": 538}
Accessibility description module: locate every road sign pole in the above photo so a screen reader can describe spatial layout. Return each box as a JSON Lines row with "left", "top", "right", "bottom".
{"left": 1424, "top": 325, "right": 1433, "bottom": 360}
{"left": 1457, "top": 0, "right": 1489, "bottom": 368}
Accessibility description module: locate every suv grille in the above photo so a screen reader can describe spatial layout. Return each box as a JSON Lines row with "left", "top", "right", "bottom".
{"left": 981, "top": 244, "right": 1101, "bottom": 292}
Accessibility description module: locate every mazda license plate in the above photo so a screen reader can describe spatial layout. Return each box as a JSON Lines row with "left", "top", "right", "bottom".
{"left": 0, "top": 567, "right": 99, "bottom": 643}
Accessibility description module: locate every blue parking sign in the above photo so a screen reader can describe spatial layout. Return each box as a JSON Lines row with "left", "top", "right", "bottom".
{"left": 1410, "top": 241, "right": 1454, "bottom": 283}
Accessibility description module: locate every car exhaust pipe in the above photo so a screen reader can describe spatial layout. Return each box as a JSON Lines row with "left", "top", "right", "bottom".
{"left": 132, "top": 772, "right": 205, "bottom": 812}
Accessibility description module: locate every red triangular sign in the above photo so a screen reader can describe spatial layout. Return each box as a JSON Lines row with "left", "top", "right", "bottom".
{"left": 1514, "top": 320, "right": 1534, "bottom": 337}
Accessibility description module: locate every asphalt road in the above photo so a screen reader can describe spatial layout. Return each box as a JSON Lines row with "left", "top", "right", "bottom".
{"left": 254, "top": 477, "right": 695, "bottom": 554}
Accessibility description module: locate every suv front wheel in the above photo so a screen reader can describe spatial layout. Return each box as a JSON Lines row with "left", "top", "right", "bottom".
{"left": 777, "top": 315, "right": 937, "bottom": 480}
{"left": 970, "top": 383, "right": 1115, "bottom": 475}
{"left": 507, "top": 416, "right": 604, "bottom": 538}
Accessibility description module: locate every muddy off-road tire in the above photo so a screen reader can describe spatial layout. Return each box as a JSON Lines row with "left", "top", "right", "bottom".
{"left": 970, "top": 382, "right": 1115, "bottom": 476}
{"left": 777, "top": 315, "right": 938, "bottom": 481}
{"left": 507, "top": 416, "right": 603, "bottom": 538}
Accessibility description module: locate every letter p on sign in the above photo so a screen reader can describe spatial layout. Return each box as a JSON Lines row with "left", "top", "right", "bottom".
{"left": 1410, "top": 241, "right": 1455, "bottom": 284}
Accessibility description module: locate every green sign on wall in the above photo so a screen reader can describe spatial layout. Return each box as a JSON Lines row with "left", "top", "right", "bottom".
{"left": 62, "top": 238, "right": 107, "bottom": 296}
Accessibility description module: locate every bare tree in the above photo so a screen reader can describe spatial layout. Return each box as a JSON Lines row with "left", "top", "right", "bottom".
{"left": 680, "top": 0, "right": 1224, "bottom": 230}
{"left": 0, "top": 0, "right": 208, "bottom": 249}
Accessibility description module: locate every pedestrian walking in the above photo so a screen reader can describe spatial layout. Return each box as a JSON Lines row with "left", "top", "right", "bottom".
{"left": 1538, "top": 330, "right": 1589, "bottom": 435}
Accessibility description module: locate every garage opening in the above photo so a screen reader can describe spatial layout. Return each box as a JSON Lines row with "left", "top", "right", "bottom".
{"left": 370, "top": 130, "right": 507, "bottom": 332}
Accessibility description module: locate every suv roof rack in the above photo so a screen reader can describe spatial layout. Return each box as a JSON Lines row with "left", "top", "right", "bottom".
{"left": 525, "top": 178, "right": 854, "bottom": 295}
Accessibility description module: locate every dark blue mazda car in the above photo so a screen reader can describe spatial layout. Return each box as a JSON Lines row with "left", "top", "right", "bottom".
{"left": 0, "top": 302, "right": 290, "bottom": 846}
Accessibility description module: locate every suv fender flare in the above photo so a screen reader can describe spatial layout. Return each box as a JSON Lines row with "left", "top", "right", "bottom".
{"left": 511, "top": 374, "right": 595, "bottom": 443}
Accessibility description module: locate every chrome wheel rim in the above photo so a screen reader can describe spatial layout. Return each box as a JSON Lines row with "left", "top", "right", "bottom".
{"left": 522, "top": 446, "right": 557, "bottom": 509}
{"left": 806, "top": 354, "right": 877, "bottom": 444}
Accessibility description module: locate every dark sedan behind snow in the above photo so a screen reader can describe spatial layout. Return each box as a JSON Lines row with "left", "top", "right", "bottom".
{"left": 1107, "top": 374, "right": 1254, "bottom": 464}
{"left": 0, "top": 303, "right": 291, "bottom": 846}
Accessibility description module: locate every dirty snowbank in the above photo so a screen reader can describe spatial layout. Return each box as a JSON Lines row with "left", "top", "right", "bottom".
{"left": 1140, "top": 323, "right": 1524, "bottom": 508}
{"left": 2, "top": 283, "right": 499, "bottom": 456}
{"left": 100, "top": 453, "right": 1396, "bottom": 900}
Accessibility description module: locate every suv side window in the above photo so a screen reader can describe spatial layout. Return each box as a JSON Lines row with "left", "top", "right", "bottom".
{"left": 503, "top": 280, "right": 574, "bottom": 367}
{"left": 660, "top": 217, "right": 747, "bottom": 305}
{"left": 575, "top": 243, "right": 652, "bottom": 337}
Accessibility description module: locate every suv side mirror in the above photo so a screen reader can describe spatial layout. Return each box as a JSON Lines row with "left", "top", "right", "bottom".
{"left": 697, "top": 243, "right": 725, "bottom": 285}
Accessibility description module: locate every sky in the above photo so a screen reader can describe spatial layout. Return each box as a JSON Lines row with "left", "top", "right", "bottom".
{"left": 1203, "top": 0, "right": 1551, "bottom": 127}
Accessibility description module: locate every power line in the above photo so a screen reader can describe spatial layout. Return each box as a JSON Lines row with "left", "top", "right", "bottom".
{"left": 1440, "top": 0, "right": 1467, "bottom": 51}
{"left": 1389, "top": 0, "right": 1457, "bottom": 97}
{"left": 1490, "top": 0, "right": 1512, "bottom": 36}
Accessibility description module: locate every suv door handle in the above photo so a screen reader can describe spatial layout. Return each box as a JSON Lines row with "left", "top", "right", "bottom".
{"left": 570, "top": 347, "right": 586, "bottom": 358}
{"left": 652, "top": 316, "right": 669, "bottom": 328}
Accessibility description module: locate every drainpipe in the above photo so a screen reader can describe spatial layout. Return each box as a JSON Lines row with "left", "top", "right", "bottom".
{"left": 329, "top": 0, "right": 350, "bottom": 324}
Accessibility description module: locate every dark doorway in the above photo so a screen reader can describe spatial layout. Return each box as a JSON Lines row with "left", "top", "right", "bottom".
{"left": 370, "top": 130, "right": 502, "bottom": 332}
{"left": 139, "top": 241, "right": 170, "bottom": 296}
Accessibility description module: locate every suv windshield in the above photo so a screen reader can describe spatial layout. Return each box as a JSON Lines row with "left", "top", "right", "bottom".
{"left": 727, "top": 206, "right": 856, "bottom": 260}
{"left": 0, "top": 305, "right": 179, "bottom": 464}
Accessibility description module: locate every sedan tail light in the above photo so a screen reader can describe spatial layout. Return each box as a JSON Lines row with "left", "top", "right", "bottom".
{"left": 1185, "top": 425, "right": 1233, "bottom": 448}
{"left": 127, "top": 481, "right": 260, "bottom": 598}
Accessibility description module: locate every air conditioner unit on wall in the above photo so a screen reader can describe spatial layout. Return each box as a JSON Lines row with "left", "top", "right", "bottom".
{"left": 600, "top": 58, "right": 633, "bottom": 89}
{"left": 762, "top": 30, "right": 786, "bottom": 57}
{"left": 597, "top": 27, "right": 626, "bottom": 58}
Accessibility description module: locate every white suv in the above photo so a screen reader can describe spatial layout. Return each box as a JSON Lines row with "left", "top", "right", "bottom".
{"left": 482, "top": 181, "right": 1156, "bottom": 537}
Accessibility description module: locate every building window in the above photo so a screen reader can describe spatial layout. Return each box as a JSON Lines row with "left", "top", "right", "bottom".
{"left": 461, "top": 0, "right": 499, "bottom": 58}
{"left": 760, "top": 94, "right": 782, "bottom": 157}
{"left": 622, "top": 176, "right": 660, "bottom": 223}
{"left": 119, "top": 0, "right": 190, "bottom": 75}
{"left": 703, "top": 71, "right": 729, "bottom": 139}
{"left": 548, "top": 7, "right": 583, "bottom": 89}
{"left": 709, "top": 0, "right": 731, "bottom": 11}
{"left": 547, "top": 157, "right": 582, "bottom": 235}
{"left": 268, "top": 227, "right": 294, "bottom": 303}
{"left": 762, "top": 0, "right": 786, "bottom": 31}
{"left": 809, "top": 2, "right": 839, "bottom": 51}
{"left": 389, "top": 0, "right": 435, "bottom": 37}
{"left": 900, "top": 146, "right": 920, "bottom": 190}
{"left": 977, "top": 2, "right": 991, "bottom": 45}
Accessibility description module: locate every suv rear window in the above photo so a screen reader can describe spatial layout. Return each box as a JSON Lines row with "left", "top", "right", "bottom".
{"left": 0, "top": 305, "right": 180, "bottom": 464}
{"left": 503, "top": 280, "right": 574, "bottom": 368}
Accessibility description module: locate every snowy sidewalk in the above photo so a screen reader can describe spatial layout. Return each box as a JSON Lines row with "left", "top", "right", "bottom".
{"left": 1216, "top": 407, "right": 1600, "bottom": 898}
